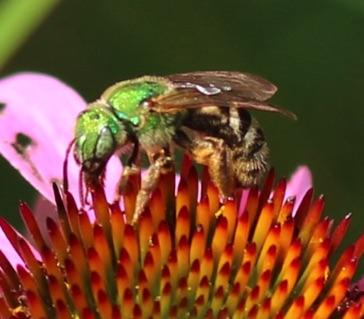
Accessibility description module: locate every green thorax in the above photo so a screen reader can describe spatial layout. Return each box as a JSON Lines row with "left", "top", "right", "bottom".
{"left": 101, "top": 76, "right": 172, "bottom": 127}
{"left": 100, "top": 76, "right": 186, "bottom": 148}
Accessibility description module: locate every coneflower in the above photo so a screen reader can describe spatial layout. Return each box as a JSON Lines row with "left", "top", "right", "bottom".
{"left": 0, "top": 73, "right": 363, "bottom": 318}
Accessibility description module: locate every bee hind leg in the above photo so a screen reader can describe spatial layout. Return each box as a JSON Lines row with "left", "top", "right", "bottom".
{"left": 195, "top": 137, "right": 235, "bottom": 198}
{"left": 132, "top": 148, "right": 173, "bottom": 225}
{"left": 174, "top": 130, "right": 234, "bottom": 198}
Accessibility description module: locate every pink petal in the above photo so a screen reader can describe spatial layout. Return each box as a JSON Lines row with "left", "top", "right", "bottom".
{"left": 0, "top": 224, "right": 41, "bottom": 269}
{"left": 352, "top": 278, "right": 364, "bottom": 292}
{"left": 0, "top": 73, "right": 122, "bottom": 205}
{"left": 31, "top": 194, "right": 58, "bottom": 242}
{"left": 285, "top": 165, "right": 313, "bottom": 211}
{"left": 238, "top": 167, "right": 313, "bottom": 216}
{"left": 0, "top": 228, "right": 24, "bottom": 267}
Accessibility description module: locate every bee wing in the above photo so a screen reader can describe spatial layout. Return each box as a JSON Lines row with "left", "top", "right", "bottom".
{"left": 151, "top": 71, "right": 296, "bottom": 120}
{"left": 166, "top": 71, "right": 277, "bottom": 101}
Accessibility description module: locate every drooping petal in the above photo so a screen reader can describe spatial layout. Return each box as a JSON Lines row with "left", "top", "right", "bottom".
{"left": 285, "top": 165, "right": 313, "bottom": 212}
{"left": 0, "top": 73, "right": 122, "bottom": 205}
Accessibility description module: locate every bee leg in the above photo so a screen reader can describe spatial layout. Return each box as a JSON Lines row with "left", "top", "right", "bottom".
{"left": 174, "top": 130, "right": 234, "bottom": 197}
{"left": 114, "top": 138, "right": 140, "bottom": 201}
{"left": 195, "top": 137, "right": 234, "bottom": 197}
{"left": 114, "top": 165, "right": 140, "bottom": 201}
{"left": 132, "top": 148, "right": 173, "bottom": 225}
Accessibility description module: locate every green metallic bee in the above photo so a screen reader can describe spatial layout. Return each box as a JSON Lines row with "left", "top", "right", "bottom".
{"left": 66, "top": 71, "right": 296, "bottom": 224}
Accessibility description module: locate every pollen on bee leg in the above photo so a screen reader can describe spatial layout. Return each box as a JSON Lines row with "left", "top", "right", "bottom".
{"left": 132, "top": 190, "right": 152, "bottom": 225}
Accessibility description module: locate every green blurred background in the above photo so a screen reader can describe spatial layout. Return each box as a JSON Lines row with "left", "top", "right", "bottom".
{"left": 0, "top": 1, "right": 363, "bottom": 266}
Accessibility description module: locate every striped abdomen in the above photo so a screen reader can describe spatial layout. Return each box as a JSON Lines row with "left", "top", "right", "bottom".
{"left": 182, "top": 106, "right": 269, "bottom": 190}
{"left": 231, "top": 115, "right": 269, "bottom": 188}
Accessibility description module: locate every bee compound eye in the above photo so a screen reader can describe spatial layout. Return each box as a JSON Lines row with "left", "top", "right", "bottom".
{"left": 95, "top": 127, "right": 114, "bottom": 158}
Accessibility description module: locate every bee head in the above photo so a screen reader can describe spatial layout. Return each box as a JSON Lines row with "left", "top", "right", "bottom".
{"left": 73, "top": 104, "right": 128, "bottom": 181}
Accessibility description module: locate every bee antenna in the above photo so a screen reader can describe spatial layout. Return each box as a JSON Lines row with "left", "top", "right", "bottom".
{"left": 63, "top": 139, "right": 75, "bottom": 194}
{"left": 79, "top": 169, "right": 85, "bottom": 207}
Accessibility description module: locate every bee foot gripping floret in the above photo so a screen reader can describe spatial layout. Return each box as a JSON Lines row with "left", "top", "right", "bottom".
{"left": 131, "top": 155, "right": 173, "bottom": 225}
{"left": 114, "top": 164, "right": 141, "bottom": 201}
